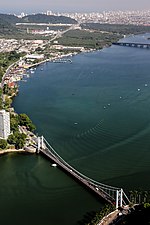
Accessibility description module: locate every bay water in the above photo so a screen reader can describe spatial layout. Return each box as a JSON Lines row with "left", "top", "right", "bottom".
{"left": 1, "top": 33, "right": 150, "bottom": 225}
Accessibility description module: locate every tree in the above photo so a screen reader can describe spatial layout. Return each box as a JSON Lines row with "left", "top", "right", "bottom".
{"left": 15, "top": 138, "right": 25, "bottom": 149}
{"left": 0, "top": 139, "right": 7, "bottom": 149}
{"left": 10, "top": 114, "right": 19, "bottom": 132}
{"left": 7, "top": 134, "right": 17, "bottom": 145}
{"left": 18, "top": 113, "right": 36, "bottom": 131}
{"left": 4, "top": 96, "right": 12, "bottom": 109}
{"left": 8, "top": 132, "right": 26, "bottom": 149}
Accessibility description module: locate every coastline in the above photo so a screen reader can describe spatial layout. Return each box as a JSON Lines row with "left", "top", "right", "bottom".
{"left": 0, "top": 148, "right": 36, "bottom": 155}
{"left": 98, "top": 209, "right": 119, "bottom": 225}
{"left": 0, "top": 37, "right": 131, "bottom": 224}
{"left": 0, "top": 33, "right": 147, "bottom": 225}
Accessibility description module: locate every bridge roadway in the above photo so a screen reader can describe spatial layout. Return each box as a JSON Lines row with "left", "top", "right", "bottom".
{"left": 113, "top": 42, "right": 150, "bottom": 48}
{"left": 40, "top": 147, "right": 116, "bottom": 205}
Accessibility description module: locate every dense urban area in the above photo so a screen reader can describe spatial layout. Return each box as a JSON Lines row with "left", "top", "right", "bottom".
{"left": 0, "top": 10, "right": 150, "bottom": 225}
{"left": 18, "top": 10, "right": 150, "bottom": 25}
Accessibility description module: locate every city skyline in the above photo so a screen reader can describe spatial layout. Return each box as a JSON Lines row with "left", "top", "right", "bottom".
{"left": 0, "top": 0, "right": 150, "bottom": 14}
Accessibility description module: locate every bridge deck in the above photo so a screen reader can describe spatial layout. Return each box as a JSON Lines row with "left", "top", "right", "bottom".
{"left": 113, "top": 42, "right": 150, "bottom": 48}
{"left": 40, "top": 148, "right": 115, "bottom": 205}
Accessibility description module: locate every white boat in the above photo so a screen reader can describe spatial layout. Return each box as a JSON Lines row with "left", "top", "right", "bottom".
{"left": 51, "top": 163, "right": 57, "bottom": 167}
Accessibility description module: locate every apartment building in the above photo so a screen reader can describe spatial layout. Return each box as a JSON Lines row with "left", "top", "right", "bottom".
{"left": 0, "top": 110, "right": 10, "bottom": 139}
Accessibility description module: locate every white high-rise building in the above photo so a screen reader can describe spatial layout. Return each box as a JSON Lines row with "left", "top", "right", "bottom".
{"left": 47, "top": 10, "right": 52, "bottom": 16}
{"left": 0, "top": 110, "right": 10, "bottom": 139}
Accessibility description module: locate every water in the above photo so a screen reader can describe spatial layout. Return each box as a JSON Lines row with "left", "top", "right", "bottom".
{"left": 1, "top": 33, "right": 150, "bottom": 225}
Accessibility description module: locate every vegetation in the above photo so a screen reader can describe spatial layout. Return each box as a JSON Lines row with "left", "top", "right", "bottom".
{"left": 0, "top": 50, "right": 36, "bottom": 150}
{"left": 10, "top": 113, "right": 36, "bottom": 133}
{"left": 0, "top": 88, "right": 2, "bottom": 110}
{"left": 0, "top": 13, "right": 77, "bottom": 39}
{"left": 57, "top": 29, "right": 122, "bottom": 49}
{"left": 0, "top": 139, "right": 7, "bottom": 150}
{"left": 0, "top": 14, "right": 19, "bottom": 35}
{"left": 18, "top": 113, "right": 36, "bottom": 131}
{"left": 115, "top": 204, "right": 150, "bottom": 225}
{"left": 0, "top": 112, "right": 36, "bottom": 150}
{"left": 7, "top": 132, "right": 26, "bottom": 149}
{"left": 57, "top": 23, "right": 150, "bottom": 50}
{"left": 81, "top": 23, "right": 150, "bottom": 35}
{"left": 0, "top": 51, "right": 23, "bottom": 82}
{"left": 78, "top": 204, "right": 115, "bottom": 225}
{"left": 10, "top": 114, "right": 19, "bottom": 132}
{"left": 129, "top": 190, "right": 150, "bottom": 204}
{"left": 8, "top": 113, "right": 35, "bottom": 149}
{"left": 0, "top": 51, "right": 23, "bottom": 109}
{"left": 79, "top": 190, "right": 150, "bottom": 225}
{"left": 22, "top": 14, "right": 77, "bottom": 24}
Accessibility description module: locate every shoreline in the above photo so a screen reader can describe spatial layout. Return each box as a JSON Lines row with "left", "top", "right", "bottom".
{"left": 0, "top": 148, "right": 36, "bottom": 155}
{"left": 0, "top": 34, "right": 142, "bottom": 225}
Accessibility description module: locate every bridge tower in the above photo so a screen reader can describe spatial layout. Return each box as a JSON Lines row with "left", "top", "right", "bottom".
{"left": 116, "top": 188, "right": 123, "bottom": 208}
{"left": 38, "top": 136, "right": 130, "bottom": 207}
{"left": 37, "top": 136, "right": 44, "bottom": 153}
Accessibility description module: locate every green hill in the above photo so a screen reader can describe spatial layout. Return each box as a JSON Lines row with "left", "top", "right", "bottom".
{"left": 22, "top": 14, "right": 77, "bottom": 24}
{"left": 0, "top": 14, "right": 19, "bottom": 34}
{"left": 0, "top": 13, "right": 77, "bottom": 25}
{"left": 0, "top": 13, "right": 77, "bottom": 38}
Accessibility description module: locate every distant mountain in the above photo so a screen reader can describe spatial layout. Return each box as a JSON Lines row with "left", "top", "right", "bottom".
{"left": 0, "top": 14, "right": 20, "bottom": 25}
{"left": 0, "top": 14, "right": 19, "bottom": 34}
{"left": 22, "top": 14, "right": 77, "bottom": 24}
{"left": 0, "top": 13, "right": 77, "bottom": 37}
{"left": 0, "top": 13, "right": 77, "bottom": 36}
{"left": 0, "top": 13, "right": 77, "bottom": 26}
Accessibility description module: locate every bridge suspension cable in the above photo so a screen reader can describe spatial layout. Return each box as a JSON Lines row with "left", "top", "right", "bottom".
{"left": 38, "top": 136, "right": 130, "bottom": 208}
{"left": 43, "top": 137, "right": 120, "bottom": 190}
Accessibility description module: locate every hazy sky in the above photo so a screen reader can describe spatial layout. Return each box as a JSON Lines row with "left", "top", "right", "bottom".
{"left": 1, "top": 0, "right": 150, "bottom": 14}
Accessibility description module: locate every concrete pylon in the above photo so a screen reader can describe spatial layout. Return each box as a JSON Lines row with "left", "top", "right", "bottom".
{"left": 116, "top": 188, "right": 123, "bottom": 208}
{"left": 37, "top": 136, "right": 41, "bottom": 154}
{"left": 41, "top": 136, "right": 44, "bottom": 149}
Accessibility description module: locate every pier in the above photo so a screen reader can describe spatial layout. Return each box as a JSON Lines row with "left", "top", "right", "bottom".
{"left": 51, "top": 58, "right": 72, "bottom": 63}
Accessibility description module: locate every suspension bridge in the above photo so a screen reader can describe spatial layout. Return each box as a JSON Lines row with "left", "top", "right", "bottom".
{"left": 37, "top": 136, "right": 130, "bottom": 209}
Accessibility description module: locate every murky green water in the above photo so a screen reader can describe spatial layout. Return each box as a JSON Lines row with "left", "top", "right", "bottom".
{"left": 1, "top": 34, "right": 150, "bottom": 225}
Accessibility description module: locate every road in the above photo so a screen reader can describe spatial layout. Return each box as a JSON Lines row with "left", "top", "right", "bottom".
{"left": 49, "top": 24, "right": 81, "bottom": 43}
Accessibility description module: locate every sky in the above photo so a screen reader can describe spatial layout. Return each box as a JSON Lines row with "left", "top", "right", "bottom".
{"left": 1, "top": 0, "right": 150, "bottom": 14}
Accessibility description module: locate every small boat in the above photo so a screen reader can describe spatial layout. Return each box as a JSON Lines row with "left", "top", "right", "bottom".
{"left": 51, "top": 163, "right": 57, "bottom": 167}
